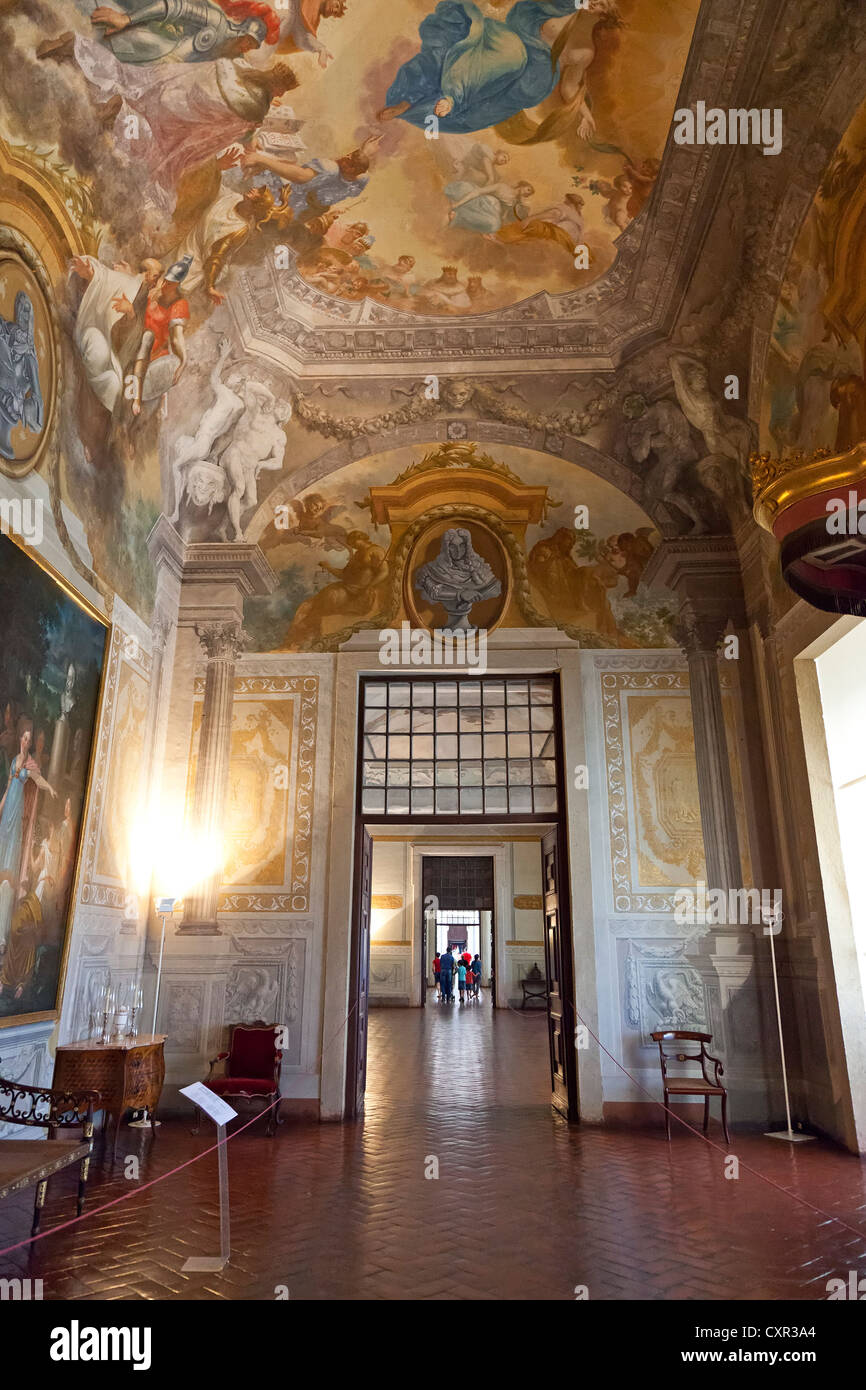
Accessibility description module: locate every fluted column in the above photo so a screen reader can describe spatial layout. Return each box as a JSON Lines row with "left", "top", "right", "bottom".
{"left": 674, "top": 609, "right": 742, "bottom": 894}
{"left": 180, "top": 620, "right": 246, "bottom": 935}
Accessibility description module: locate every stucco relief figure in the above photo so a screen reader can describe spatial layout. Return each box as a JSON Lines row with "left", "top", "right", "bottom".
{"left": 414, "top": 527, "right": 501, "bottom": 631}
{"left": 624, "top": 392, "right": 709, "bottom": 535}
{"left": 282, "top": 530, "right": 389, "bottom": 648}
{"left": 0, "top": 292, "right": 43, "bottom": 461}
{"left": 669, "top": 352, "right": 753, "bottom": 506}
{"left": 226, "top": 965, "right": 280, "bottom": 1023}
{"left": 170, "top": 335, "right": 244, "bottom": 524}
{"left": 645, "top": 967, "right": 705, "bottom": 1032}
{"left": 173, "top": 361, "right": 289, "bottom": 538}
{"left": 219, "top": 381, "right": 290, "bottom": 537}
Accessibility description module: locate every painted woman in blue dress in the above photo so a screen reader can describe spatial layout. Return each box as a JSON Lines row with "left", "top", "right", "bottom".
{"left": 378, "top": 0, "right": 620, "bottom": 144}
{"left": 0, "top": 725, "right": 56, "bottom": 957}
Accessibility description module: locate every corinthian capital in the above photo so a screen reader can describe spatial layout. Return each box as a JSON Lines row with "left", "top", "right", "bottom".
{"left": 195, "top": 620, "right": 246, "bottom": 662}
{"left": 672, "top": 604, "right": 729, "bottom": 655}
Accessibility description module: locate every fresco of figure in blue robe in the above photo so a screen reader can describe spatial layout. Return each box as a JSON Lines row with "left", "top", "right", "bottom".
{"left": 382, "top": 0, "right": 578, "bottom": 137}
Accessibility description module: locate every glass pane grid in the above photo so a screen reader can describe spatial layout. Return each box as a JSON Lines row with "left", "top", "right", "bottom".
{"left": 361, "top": 677, "right": 559, "bottom": 816}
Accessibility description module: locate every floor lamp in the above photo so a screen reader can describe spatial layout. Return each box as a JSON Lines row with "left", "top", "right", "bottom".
{"left": 763, "top": 907, "right": 815, "bottom": 1144}
{"left": 128, "top": 895, "right": 176, "bottom": 1131}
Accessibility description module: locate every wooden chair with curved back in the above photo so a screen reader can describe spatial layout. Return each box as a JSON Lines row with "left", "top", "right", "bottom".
{"left": 651, "top": 1030, "right": 730, "bottom": 1143}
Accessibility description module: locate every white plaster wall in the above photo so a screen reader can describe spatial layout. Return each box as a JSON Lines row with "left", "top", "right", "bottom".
{"left": 581, "top": 649, "right": 777, "bottom": 1126}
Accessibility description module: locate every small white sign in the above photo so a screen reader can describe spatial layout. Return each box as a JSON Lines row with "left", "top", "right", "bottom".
{"left": 180, "top": 1082, "right": 238, "bottom": 1127}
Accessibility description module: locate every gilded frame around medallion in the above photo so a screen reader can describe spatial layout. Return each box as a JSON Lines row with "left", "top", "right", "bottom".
{"left": 0, "top": 228, "right": 61, "bottom": 482}
{"left": 0, "top": 526, "right": 110, "bottom": 1029}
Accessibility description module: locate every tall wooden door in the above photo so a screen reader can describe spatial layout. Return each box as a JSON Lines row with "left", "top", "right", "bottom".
{"left": 542, "top": 827, "right": 579, "bottom": 1121}
{"left": 346, "top": 824, "right": 373, "bottom": 1119}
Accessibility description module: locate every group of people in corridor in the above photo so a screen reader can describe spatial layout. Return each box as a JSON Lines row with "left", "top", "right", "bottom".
{"left": 433, "top": 949, "right": 482, "bottom": 1003}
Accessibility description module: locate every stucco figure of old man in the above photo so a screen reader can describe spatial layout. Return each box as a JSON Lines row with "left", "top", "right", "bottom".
{"left": 414, "top": 527, "right": 501, "bottom": 630}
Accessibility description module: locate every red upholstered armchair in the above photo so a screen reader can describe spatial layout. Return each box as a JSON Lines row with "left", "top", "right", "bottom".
{"left": 195, "top": 1022, "right": 284, "bottom": 1136}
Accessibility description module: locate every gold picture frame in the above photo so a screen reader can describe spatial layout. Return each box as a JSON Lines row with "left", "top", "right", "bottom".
{"left": 0, "top": 525, "right": 110, "bottom": 1029}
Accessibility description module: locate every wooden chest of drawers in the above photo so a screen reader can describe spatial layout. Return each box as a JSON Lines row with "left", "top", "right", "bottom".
{"left": 52, "top": 1035, "right": 166, "bottom": 1159}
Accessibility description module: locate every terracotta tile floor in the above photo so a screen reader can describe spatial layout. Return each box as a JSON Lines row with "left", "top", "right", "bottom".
{"left": 2, "top": 1001, "right": 866, "bottom": 1300}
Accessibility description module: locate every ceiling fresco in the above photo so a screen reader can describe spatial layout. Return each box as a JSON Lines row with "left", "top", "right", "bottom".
{"left": 2, "top": 0, "right": 858, "bottom": 629}
{"left": 761, "top": 89, "right": 866, "bottom": 458}
{"left": 7, "top": 0, "right": 700, "bottom": 327}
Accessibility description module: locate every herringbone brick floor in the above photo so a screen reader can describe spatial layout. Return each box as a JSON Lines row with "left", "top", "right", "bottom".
{"left": 1, "top": 1002, "right": 865, "bottom": 1300}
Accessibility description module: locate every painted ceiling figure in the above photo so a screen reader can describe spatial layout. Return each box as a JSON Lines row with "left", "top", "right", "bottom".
{"left": 39, "top": 0, "right": 281, "bottom": 66}
{"left": 241, "top": 132, "right": 382, "bottom": 219}
{"left": 275, "top": 0, "right": 347, "bottom": 66}
{"left": 378, "top": 0, "right": 620, "bottom": 146}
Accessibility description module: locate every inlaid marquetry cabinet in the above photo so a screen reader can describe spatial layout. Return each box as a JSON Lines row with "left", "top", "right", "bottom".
{"left": 52, "top": 1035, "right": 166, "bottom": 1158}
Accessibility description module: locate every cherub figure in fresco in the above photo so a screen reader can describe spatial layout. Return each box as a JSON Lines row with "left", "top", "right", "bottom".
{"left": 378, "top": 0, "right": 622, "bottom": 149}
{"left": 621, "top": 156, "right": 660, "bottom": 218}
{"left": 38, "top": 1, "right": 281, "bottom": 66}
{"left": 274, "top": 0, "right": 347, "bottom": 66}
{"left": 599, "top": 530, "right": 656, "bottom": 597}
{"left": 281, "top": 531, "right": 390, "bottom": 649}
{"left": 588, "top": 173, "right": 633, "bottom": 231}
{"left": 271, "top": 493, "right": 351, "bottom": 549}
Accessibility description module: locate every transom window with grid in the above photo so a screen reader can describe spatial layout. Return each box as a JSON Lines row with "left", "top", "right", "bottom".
{"left": 359, "top": 676, "right": 560, "bottom": 817}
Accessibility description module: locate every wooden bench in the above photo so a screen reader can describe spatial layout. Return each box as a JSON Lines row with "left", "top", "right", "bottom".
{"left": 0, "top": 1076, "right": 99, "bottom": 1235}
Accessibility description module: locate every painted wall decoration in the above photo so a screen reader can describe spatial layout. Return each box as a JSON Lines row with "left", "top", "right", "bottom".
{"left": 0, "top": 533, "right": 108, "bottom": 1026}
{"left": 188, "top": 673, "right": 319, "bottom": 913}
{"left": 761, "top": 92, "right": 866, "bottom": 457}
{"left": 245, "top": 440, "right": 675, "bottom": 650}
{"left": 598, "top": 664, "right": 753, "bottom": 914}
{"left": 187, "top": 691, "right": 295, "bottom": 888}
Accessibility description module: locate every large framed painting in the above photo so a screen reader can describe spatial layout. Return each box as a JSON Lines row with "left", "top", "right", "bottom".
{"left": 0, "top": 531, "right": 108, "bottom": 1027}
